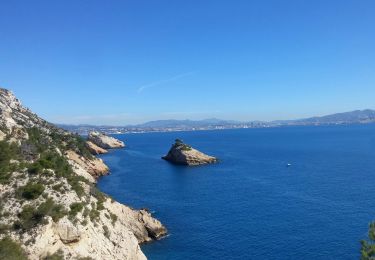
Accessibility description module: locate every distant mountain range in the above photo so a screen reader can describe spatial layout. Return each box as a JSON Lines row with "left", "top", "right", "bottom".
{"left": 59, "top": 109, "right": 375, "bottom": 135}
{"left": 290, "top": 109, "right": 375, "bottom": 125}
{"left": 135, "top": 118, "right": 242, "bottom": 128}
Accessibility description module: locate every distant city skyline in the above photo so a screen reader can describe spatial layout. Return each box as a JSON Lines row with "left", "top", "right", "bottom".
{"left": 1, "top": 1, "right": 374, "bottom": 125}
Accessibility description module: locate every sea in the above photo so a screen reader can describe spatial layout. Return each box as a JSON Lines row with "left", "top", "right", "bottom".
{"left": 97, "top": 124, "right": 375, "bottom": 260}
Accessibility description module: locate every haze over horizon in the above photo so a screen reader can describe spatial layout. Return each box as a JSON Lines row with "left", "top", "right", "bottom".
{"left": 1, "top": 1, "right": 374, "bottom": 125}
{"left": 53, "top": 109, "right": 374, "bottom": 127}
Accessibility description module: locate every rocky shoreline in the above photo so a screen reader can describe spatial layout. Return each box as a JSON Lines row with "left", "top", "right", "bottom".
{"left": 0, "top": 88, "right": 167, "bottom": 260}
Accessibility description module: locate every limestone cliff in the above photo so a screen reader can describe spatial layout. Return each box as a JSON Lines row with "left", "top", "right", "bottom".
{"left": 162, "top": 139, "right": 217, "bottom": 166}
{"left": 88, "top": 131, "right": 125, "bottom": 149}
{"left": 0, "top": 88, "right": 167, "bottom": 260}
{"left": 65, "top": 150, "right": 109, "bottom": 179}
{"left": 86, "top": 141, "right": 108, "bottom": 155}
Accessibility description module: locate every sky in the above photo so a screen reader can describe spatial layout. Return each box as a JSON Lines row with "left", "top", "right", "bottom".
{"left": 0, "top": 0, "right": 374, "bottom": 125}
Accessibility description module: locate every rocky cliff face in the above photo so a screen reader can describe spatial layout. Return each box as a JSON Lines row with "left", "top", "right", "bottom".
{"left": 88, "top": 131, "right": 125, "bottom": 149}
{"left": 162, "top": 139, "right": 217, "bottom": 166}
{"left": 0, "top": 88, "right": 167, "bottom": 259}
{"left": 85, "top": 141, "right": 108, "bottom": 155}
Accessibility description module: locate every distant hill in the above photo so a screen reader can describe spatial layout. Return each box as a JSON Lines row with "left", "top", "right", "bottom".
{"left": 58, "top": 109, "right": 375, "bottom": 135}
{"left": 136, "top": 118, "right": 241, "bottom": 128}
{"left": 136, "top": 110, "right": 375, "bottom": 128}
{"left": 274, "top": 109, "right": 375, "bottom": 125}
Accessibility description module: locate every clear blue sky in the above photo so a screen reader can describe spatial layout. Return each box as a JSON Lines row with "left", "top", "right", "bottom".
{"left": 0, "top": 0, "right": 374, "bottom": 125}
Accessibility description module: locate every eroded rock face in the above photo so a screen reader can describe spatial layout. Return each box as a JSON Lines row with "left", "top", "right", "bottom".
{"left": 103, "top": 200, "right": 168, "bottom": 244}
{"left": 0, "top": 88, "right": 54, "bottom": 132}
{"left": 86, "top": 141, "right": 108, "bottom": 155}
{"left": 88, "top": 131, "right": 125, "bottom": 149}
{"left": 0, "top": 88, "right": 167, "bottom": 260}
{"left": 24, "top": 197, "right": 152, "bottom": 260}
{"left": 65, "top": 150, "right": 109, "bottom": 179}
{"left": 138, "top": 210, "right": 168, "bottom": 240}
{"left": 162, "top": 139, "right": 217, "bottom": 166}
{"left": 0, "top": 129, "right": 5, "bottom": 141}
{"left": 54, "top": 217, "right": 81, "bottom": 244}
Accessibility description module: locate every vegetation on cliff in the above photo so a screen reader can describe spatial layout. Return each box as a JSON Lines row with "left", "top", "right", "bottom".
{"left": 0, "top": 88, "right": 166, "bottom": 259}
{"left": 0, "top": 236, "right": 28, "bottom": 260}
{"left": 173, "top": 139, "right": 192, "bottom": 151}
{"left": 361, "top": 222, "right": 375, "bottom": 259}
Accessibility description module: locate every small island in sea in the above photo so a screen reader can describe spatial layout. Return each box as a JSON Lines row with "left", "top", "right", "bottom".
{"left": 1, "top": 0, "right": 374, "bottom": 258}
{"left": 162, "top": 139, "right": 218, "bottom": 166}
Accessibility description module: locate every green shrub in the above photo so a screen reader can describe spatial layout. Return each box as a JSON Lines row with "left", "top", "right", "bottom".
{"left": 109, "top": 212, "right": 118, "bottom": 226}
{"left": 27, "top": 150, "right": 72, "bottom": 177}
{"left": 103, "top": 225, "right": 110, "bottom": 238}
{"left": 1, "top": 211, "right": 10, "bottom": 218}
{"left": 38, "top": 198, "right": 67, "bottom": 222}
{"left": 96, "top": 200, "right": 105, "bottom": 211}
{"left": 39, "top": 151, "right": 72, "bottom": 176}
{"left": 43, "top": 249, "right": 64, "bottom": 260}
{"left": 27, "top": 162, "right": 43, "bottom": 175}
{"left": 0, "top": 224, "right": 10, "bottom": 234}
{"left": 0, "top": 237, "right": 28, "bottom": 260}
{"left": 361, "top": 222, "right": 375, "bottom": 259}
{"left": 15, "top": 205, "right": 44, "bottom": 230}
{"left": 82, "top": 207, "right": 90, "bottom": 219}
{"left": 18, "top": 182, "right": 45, "bottom": 200}
{"left": 89, "top": 209, "right": 100, "bottom": 222}
{"left": 0, "top": 141, "right": 20, "bottom": 183}
{"left": 0, "top": 172, "right": 12, "bottom": 184}
{"left": 15, "top": 199, "right": 67, "bottom": 231}
{"left": 52, "top": 183, "right": 64, "bottom": 192}
{"left": 90, "top": 185, "right": 106, "bottom": 210}
{"left": 180, "top": 144, "right": 192, "bottom": 151}
{"left": 27, "top": 150, "right": 86, "bottom": 197}
{"left": 27, "top": 127, "right": 49, "bottom": 152}
{"left": 68, "top": 176, "right": 85, "bottom": 197}
{"left": 67, "top": 134, "right": 93, "bottom": 159}
{"left": 175, "top": 139, "right": 184, "bottom": 145}
{"left": 69, "top": 202, "right": 84, "bottom": 218}
{"left": 172, "top": 139, "right": 192, "bottom": 151}
{"left": 50, "top": 131, "right": 93, "bottom": 159}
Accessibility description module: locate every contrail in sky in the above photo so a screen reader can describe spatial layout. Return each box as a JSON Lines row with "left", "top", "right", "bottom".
{"left": 137, "top": 71, "right": 196, "bottom": 93}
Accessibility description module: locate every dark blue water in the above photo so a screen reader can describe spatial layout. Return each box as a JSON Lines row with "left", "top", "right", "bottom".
{"left": 97, "top": 125, "right": 375, "bottom": 260}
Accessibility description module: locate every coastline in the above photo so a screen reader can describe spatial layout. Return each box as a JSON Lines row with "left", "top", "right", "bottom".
{"left": 94, "top": 125, "right": 375, "bottom": 259}
{"left": 63, "top": 121, "right": 375, "bottom": 136}
{"left": 0, "top": 89, "right": 167, "bottom": 260}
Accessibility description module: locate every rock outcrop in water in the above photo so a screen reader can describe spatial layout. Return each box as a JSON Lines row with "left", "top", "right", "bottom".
{"left": 0, "top": 88, "right": 167, "bottom": 259}
{"left": 88, "top": 131, "right": 125, "bottom": 149}
{"left": 162, "top": 139, "right": 217, "bottom": 166}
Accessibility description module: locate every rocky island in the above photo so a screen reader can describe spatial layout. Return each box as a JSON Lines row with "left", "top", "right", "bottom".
{"left": 162, "top": 139, "right": 218, "bottom": 166}
{"left": 0, "top": 88, "right": 167, "bottom": 259}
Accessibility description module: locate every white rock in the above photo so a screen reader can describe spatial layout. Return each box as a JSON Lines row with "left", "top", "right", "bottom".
{"left": 88, "top": 131, "right": 125, "bottom": 149}
{"left": 54, "top": 217, "right": 81, "bottom": 244}
{"left": 0, "top": 130, "right": 6, "bottom": 141}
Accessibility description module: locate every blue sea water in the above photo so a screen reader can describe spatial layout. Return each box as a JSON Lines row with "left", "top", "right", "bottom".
{"left": 97, "top": 125, "right": 375, "bottom": 260}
